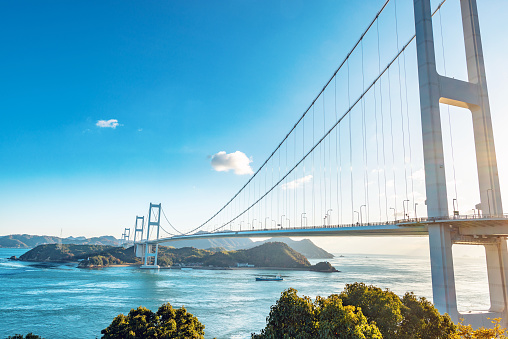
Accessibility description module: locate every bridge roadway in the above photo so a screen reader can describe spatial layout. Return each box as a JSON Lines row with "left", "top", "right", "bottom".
{"left": 144, "top": 215, "right": 508, "bottom": 245}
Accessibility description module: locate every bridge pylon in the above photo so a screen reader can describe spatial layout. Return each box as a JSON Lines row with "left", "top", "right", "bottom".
{"left": 139, "top": 203, "right": 161, "bottom": 269}
{"left": 414, "top": 0, "right": 506, "bottom": 327}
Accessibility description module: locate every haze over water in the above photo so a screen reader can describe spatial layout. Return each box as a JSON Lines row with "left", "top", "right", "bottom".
{"left": 0, "top": 247, "right": 489, "bottom": 339}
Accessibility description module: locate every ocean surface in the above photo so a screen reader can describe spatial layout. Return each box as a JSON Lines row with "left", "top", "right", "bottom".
{"left": 0, "top": 247, "right": 490, "bottom": 339}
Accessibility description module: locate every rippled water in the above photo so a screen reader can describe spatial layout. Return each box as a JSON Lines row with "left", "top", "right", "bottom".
{"left": 0, "top": 248, "right": 489, "bottom": 338}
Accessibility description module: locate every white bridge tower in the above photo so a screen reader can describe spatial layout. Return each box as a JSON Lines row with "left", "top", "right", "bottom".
{"left": 414, "top": 0, "right": 507, "bottom": 327}
{"left": 134, "top": 203, "right": 161, "bottom": 269}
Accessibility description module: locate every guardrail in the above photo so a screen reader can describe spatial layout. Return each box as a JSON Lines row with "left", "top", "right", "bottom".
{"left": 188, "top": 214, "right": 508, "bottom": 237}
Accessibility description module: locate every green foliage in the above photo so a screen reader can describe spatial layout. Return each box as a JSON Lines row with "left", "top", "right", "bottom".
{"left": 253, "top": 288, "right": 381, "bottom": 339}
{"left": 101, "top": 302, "right": 205, "bottom": 339}
{"left": 452, "top": 318, "right": 507, "bottom": 338}
{"left": 20, "top": 242, "right": 324, "bottom": 270}
{"left": 339, "top": 283, "right": 403, "bottom": 337}
{"left": 316, "top": 294, "right": 382, "bottom": 338}
{"left": 256, "top": 284, "right": 460, "bottom": 339}
{"left": 255, "top": 288, "right": 317, "bottom": 338}
{"left": 398, "top": 292, "right": 456, "bottom": 339}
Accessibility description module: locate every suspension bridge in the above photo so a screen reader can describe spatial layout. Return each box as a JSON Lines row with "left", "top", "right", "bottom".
{"left": 122, "top": 0, "right": 508, "bottom": 328}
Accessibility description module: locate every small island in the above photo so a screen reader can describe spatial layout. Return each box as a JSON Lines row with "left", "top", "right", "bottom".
{"left": 15, "top": 242, "right": 338, "bottom": 272}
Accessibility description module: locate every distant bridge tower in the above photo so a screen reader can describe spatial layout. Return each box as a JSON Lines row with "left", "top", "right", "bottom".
{"left": 123, "top": 228, "right": 130, "bottom": 241}
{"left": 133, "top": 216, "right": 144, "bottom": 244}
{"left": 414, "top": 0, "right": 506, "bottom": 327}
{"left": 140, "top": 203, "right": 161, "bottom": 269}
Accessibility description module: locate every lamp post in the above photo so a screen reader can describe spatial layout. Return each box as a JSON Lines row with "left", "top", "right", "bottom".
{"left": 414, "top": 203, "right": 418, "bottom": 219}
{"left": 327, "top": 209, "right": 333, "bottom": 226}
{"left": 390, "top": 207, "right": 396, "bottom": 221}
{"left": 265, "top": 217, "right": 269, "bottom": 229}
{"left": 323, "top": 215, "right": 327, "bottom": 227}
{"left": 272, "top": 220, "right": 277, "bottom": 228}
{"left": 280, "top": 215, "right": 285, "bottom": 228}
{"left": 403, "top": 200, "right": 410, "bottom": 220}
{"left": 301, "top": 212, "right": 306, "bottom": 227}
{"left": 239, "top": 221, "right": 244, "bottom": 231}
{"left": 354, "top": 211, "right": 360, "bottom": 224}
{"left": 359, "top": 205, "right": 366, "bottom": 224}
{"left": 252, "top": 219, "right": 257, "bottom": 230}
{"left": 286, "top": 218, "right": 291, "bottom": 228}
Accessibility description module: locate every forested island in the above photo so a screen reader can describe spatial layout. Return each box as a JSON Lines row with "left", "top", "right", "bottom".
{"left": 14, "top": 242, "right": 338, "bottom": 272}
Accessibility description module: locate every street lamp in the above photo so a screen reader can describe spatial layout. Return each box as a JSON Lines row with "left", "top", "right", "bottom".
{"left": 323, "top": 215, "right": 327, "bottom": 227}
{"left": 286, "top": 218, "right": 291, "bottom": 228}
{"left": 239, "top": 221, "right": 244, "bottom": 231}
{"left": 390, "top": 207, "right": 396, "bottom": 221}
{"left": 272, "top": 220, "right": 277, "bottom": 228}
{"left": 414, "top": 203, "right": 418, "bottom": 219}
{"left": 354, "top": 211, "right": 360, "bottom": 224}
{"left": 301, "top": 212, "right": 307, "bottom": 227}
{"left": 359, "top": 205, "right": 366, "bottom": 224}
{"left": 265, "top": 217, "right": 269, "bottom": 229}
{"left": 403, "top": 200, "right": 410, "bottom": 220}
{"left": 280, "top": 215, "right": 285, "bottom": 228}
{"left": 327, "top": 209, "right": 333, "bottom": 226}
{"left": 252, "top": 219, "right": 257, "bottom": 230}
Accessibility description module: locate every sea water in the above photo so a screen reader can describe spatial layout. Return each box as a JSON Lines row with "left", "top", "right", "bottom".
{"left": 0, "top": 248, "right": 490, "bottom": 339}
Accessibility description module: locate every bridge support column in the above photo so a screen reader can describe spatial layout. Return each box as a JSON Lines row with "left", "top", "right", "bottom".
{"left": 414, "top": 0, "right": 506, "bottom": 327}
{"left": 485, "top": 239, "right": 508, "bottom": 313}
{"left": 428, "top": 224, "right": 458, "bottom": 321}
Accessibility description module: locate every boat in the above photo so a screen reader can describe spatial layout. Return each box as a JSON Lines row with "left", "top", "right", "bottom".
{"left": 255, "top": 274, "right": 283, "bottom": 281}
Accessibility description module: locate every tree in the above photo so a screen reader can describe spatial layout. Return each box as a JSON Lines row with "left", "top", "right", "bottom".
{"left": 101, "top": 302, "right": 205, "bottom": 339}
{"left": 398, "top": 292, "right": 456, "bottom": 339}
{"left": 253, "top": 288, "right": 317, "bottom": 338}
{"left": 452, "top": 318, "right": 507, "bottom": 339}
{"left": 339, "top": 282, "right": 403, "bottom": 337}
{"left": 316, "top": 294, "right": 382, "bottom": 339}
{"left": 253, "top": 288, "right": 382, "bottom": 339}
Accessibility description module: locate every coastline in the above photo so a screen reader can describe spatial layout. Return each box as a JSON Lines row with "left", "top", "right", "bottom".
{"left": 7, "top": 257, "right": 338, "bottom": 272}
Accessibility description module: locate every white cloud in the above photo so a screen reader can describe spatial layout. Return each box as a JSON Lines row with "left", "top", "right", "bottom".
{"left": 96, "top": 119, "right": 120, "bottom": 129}
{"left": 281, "top": 175, "right": 313, "bottom": 190}
{"left": 411, "top": 169, "right": 425, "bottom": 183}
{"left": 211, "top": 151, "right": 253, "bottom": 175}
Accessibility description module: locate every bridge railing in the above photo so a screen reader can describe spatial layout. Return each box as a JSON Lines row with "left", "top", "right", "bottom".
{"left": 187, "top": 214, "right": 508, "bottom": 236}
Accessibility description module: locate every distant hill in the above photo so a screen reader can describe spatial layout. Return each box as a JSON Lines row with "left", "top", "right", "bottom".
{"left": 162, "top": 237, "right": 333, "bottom": 259}
{"left": 16, "top": 242, "right": 337, "bottom": 271}
{"left": 162, "top": 238, "right": 253, "bottom": 251}
{"left": 0, "top": 234, "right": 120, "bottom": 248}
{"left": 249, "top": 238, "right": 334, "bottom": 259}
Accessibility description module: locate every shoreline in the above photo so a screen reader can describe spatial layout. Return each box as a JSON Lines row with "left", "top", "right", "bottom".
{"left": 7, "top": 258, "right": 337, "bottom": 272}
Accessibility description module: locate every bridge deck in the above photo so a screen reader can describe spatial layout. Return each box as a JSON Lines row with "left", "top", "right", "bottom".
{"left": 142, "top": 216, "right": 508, "bottom": 244}
{"left": 144, "top": 216, "right": 508, "bottom": 244}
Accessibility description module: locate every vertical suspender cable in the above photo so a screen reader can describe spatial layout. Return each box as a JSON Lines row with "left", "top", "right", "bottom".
{"left": 335, "top": 76, "right": 341, "bottom": 225}
{"left": 439, "top": 7, "right": 459, "bottom": 213}
{"left": 394, "top": 0, "right": 410, "bottom": 216}
{"left": 348, "top": 59, "right": 354, "bottom": 223}
{"left": 388, "top": 67, "right": 398, "bottom": 218}
{"left": 361, "top": 38, "right": 369, "bottom": 223}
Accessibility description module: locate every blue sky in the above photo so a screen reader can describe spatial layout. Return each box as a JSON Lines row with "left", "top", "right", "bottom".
{"left": 1, "top": 0, "right": 508, "bottom": 254}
